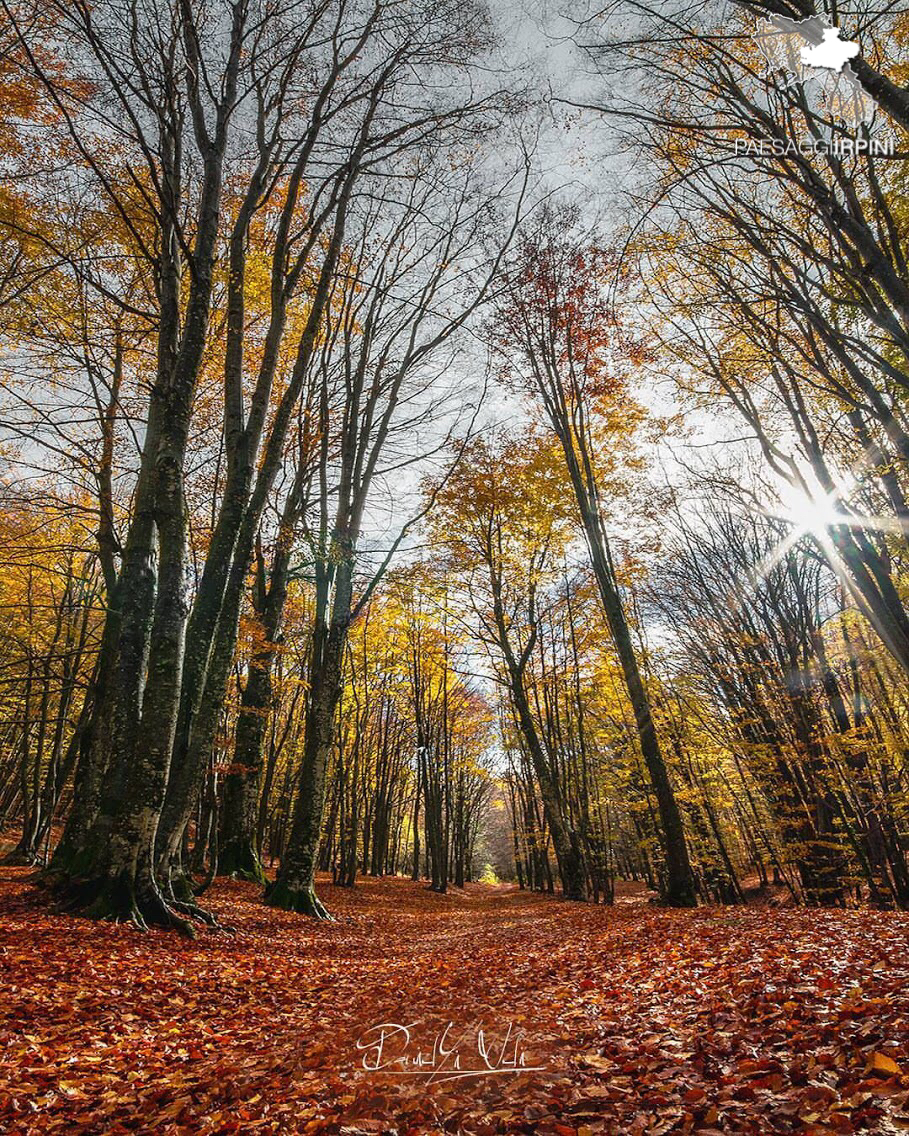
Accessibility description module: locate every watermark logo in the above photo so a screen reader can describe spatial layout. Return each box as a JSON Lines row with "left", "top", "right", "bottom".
{"left": 355, "top": 1020, "right": 547, "bottom": 1084}
{"left": 734, "top": 136, "right": 893, "bottom": 158}
{"left": 753, "top": 14, "right": 873, "bottom": 127}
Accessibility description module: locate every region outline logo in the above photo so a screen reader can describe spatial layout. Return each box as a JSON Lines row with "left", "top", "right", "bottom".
{"left": 753, "top": 13, "right": 872, "bottom": 127}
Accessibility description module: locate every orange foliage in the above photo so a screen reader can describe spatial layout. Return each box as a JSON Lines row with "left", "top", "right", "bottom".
{"left": 2, "top": 870, "right": 909, "bottom": 1134}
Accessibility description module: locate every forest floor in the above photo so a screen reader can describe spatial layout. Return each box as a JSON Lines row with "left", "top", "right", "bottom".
{"left": 1, "top": 870, "right": 909, "bottom": 1135}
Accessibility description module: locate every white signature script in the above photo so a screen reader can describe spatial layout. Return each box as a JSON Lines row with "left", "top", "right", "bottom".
{"left": 355, "top": 1021, "right": 546, "bottom": 1083}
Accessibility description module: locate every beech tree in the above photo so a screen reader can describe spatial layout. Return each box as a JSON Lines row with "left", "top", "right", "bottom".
{"left": 0, "top": 0, "right": 524, "bottom": 930}
{"left": 6, "top": 0, "right": 909, "bottom": 936}
{"left": 432, "top": 434, "right": 590, "bottom": 901}
{"left": 10, "top": 0, "right": 273, "bottom": 930}
{"left": 155, "top": 0, "right": 513, "bottom": 904}
{"left": 578, "top": 0, "right": 909, "bottom": 688}
{"left": 264, "top": 123, "right": 525, "bottom": 916}
{"left": 495, "top": 215, "right": 697, "bottom": 906}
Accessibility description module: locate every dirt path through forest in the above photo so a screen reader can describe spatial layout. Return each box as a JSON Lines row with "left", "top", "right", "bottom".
{"left": 1, "top": 870, "right": 909, "bottom": 1134}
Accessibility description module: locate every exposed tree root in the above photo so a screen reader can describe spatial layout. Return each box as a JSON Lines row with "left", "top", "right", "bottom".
{"left": 39, "top": 871, "right": 198, "bottom": 937}
{"left": 160, "top": 868, "right": 197, "bottom": 904}
{"left": 263, "top": 879, "right": 334, "bottom": 920}
{"left": 169, "top": 897, "right": 234, "bottom": 933}
{"left": 159, "top": 873, "right": 233, "bottom": 931}
{"left": 226, "top": 867, "right": 267, "bottom": 884}
{"left": 217, "top": 843, "right": 266, "bottom": 886}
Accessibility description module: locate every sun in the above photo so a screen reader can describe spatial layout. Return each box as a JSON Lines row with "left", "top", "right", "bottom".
{"left": 745, "top": 477, "right": 857, "bottom": 590}
{"left": 774, "top": 481, "right": 847, "bottom": 540}
{"left": 748, "top": 473, "right": 908, "bottom": 601}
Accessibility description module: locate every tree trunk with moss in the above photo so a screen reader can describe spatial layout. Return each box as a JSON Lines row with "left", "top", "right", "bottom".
{"left": 41, "top": 0, "right": 241, "bottom": 931}
{"left": 218, "top": 525, "right": 296, "bottom": 884}
{"left": 265, "top": 544, "right": 353, "bottom": 918}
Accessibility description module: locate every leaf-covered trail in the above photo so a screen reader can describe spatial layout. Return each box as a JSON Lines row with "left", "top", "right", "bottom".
{"left": 1, "top": 870, "right": 909, "bottom": 1135}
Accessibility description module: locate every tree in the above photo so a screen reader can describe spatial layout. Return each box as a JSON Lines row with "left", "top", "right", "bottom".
{"left": 433, "top": 433, "right": 590, "bottom": 901}
{"left": 17, "top": 0, "right": 260, "bottom": 930}
{"left": 494, "top": 214, "right": 697, "bottom": 906}
{"left": 265, "top": 110, "right": 525, "bottom": 916}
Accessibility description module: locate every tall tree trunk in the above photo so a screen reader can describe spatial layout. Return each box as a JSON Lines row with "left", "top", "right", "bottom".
{"left": 157, "top": 169, "right": 358, "bottom": 890}
{"left": 44, "top": 2, "right": 241, "bottom": 926}
{"left": 218, "top": 650, "right": 272, "bottom": 884}
{"left": 265, "top": 548, "right": 354, "bottom": 918}
{"left": 561, "top": 441, "right": 696, "bottom": 906}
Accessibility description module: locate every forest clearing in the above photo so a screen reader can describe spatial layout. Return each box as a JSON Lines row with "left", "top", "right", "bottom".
{"left": 2, "top": 868, "right": 909, "bottom": 1135}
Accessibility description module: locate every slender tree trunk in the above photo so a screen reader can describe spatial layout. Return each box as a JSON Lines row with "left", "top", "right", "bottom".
{"left": 218, "top": 651, "right": 272, "bottom": 884}
{"left": 568, "top": 465, "right": 696, "bottom": 906}
{"left": 265, "top": 549, "right": 354, "bottom": 918}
